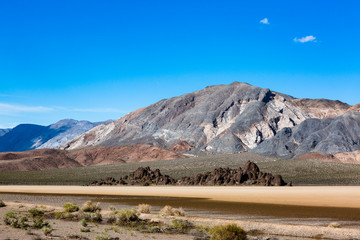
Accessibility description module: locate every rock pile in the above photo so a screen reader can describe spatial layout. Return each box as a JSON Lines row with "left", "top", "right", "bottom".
{"left": 178, "top": 161, "right": 289, "bottom": 186}
{"left": 87, "top": 161, "right": 290, "bottom": 186}
{"left": 87, "top": 166, "right": 176, "bottom": 186}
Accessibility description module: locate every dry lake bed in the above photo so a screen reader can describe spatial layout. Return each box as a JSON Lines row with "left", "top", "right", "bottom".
{"left": 0, "top": 186, "right": 360, "bottom": 239}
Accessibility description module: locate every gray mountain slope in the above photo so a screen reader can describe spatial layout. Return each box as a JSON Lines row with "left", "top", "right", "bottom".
{"left": 63, "top": 82, "right": 351, "bottom": 154}
{"left": 37, "top": 119, "right": 106, "bottom": 149}
{"left": 251, "top": 111, "right": 360, "bottom": 159}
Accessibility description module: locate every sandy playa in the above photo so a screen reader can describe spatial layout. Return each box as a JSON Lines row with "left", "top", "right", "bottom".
{"left": 1, "top": 185, "right": 360, "bottom": 208}
{"left": 1, "top": 186, "right": 360, "bottom": 239}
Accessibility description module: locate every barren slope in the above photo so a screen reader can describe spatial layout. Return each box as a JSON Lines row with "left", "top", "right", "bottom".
{"left": 252, "top": 111, "right": 360, "bottom": 159}
{"left": 0, "top": 119, "right": 105, "bottom": 152}
{"left": 0, "top": 149, "right": 82, "bottom": 172}
{"left": 0, "top": 145, "right": 184, "bottom": 172}
{"left": 63, "top": 82, "right": 350, "bottom": 154}
{"left": 67, "top": 144, "right": 184, "bottom": 166}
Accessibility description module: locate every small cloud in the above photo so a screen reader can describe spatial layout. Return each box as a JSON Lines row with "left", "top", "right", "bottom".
{"left": 260, "top": 18, "right": 269, "bottom": 24}
{"left": 0, "top": 103, "right": 53, "bottom": 115}
{"left": 293, "top": 35, "right": 317, "bottom": 43}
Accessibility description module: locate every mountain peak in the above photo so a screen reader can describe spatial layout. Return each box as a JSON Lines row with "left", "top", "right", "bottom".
{"left": 63, "top": 82, "right": 351, "bottom": 154}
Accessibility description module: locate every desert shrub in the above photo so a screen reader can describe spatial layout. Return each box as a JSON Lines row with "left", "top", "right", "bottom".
{"left": 4, "top": 212, "right": 19, "bottom": 228}
{"left": 109, "top": 206, "right": 117, "bottom": 211}
{"left": 28, "top": 208, "right": 44, "bottom": 218}
{"left": 0, "top": 200, "right": 5, "bottom": 207}
{"left": 19, "top": 216, "right": 29, "bottom": 229}
{"left": 90, "top": 210, "right": 102, "bottom": 222}
{"left": 81, "top": 201, "right": 101, "bottom": 213}
{"left": 96, "top": 234, "right": 112, "bottom": 240}
{"left": 115, "top": 208, "right": 139, "bottom": 224}
{"left": 328, "top": 222, "right": 341, "bottom": 228}
{"left": 81, "top": 218, "right": 88, "bottom": 227}
{"left": 196, "top": 224, "right": 211, "bottom": 234}
{"left": 63, "top": 202, "right": 79, "bottom": 213}
{"left": 160, "top": 205, "right": 185, "bottom": 216}
{"left": 32, "top": 216, "right": 49, "bottom": 229}
{"left": 41, "top": 225, "right": 53, "bottom": 236}
{"left": 210, "top": 224, "right": 247, "bottom": 240}
{"left": 137, "top": 204, "right": 151, "bottom": 213}
{"left": 168, "top": 218, "right": 194, "bottom": 233}
{"left": 108, "top": 211, "right": 117, "bottom": 224}
{"left": 80, "top": 210, "right": 102, "bottom": 222}
{"left": 55, "top": 211, "right": 75, "bottom": 219}
{"left": 81, "top": 227, "right": 91, "bottom": 232}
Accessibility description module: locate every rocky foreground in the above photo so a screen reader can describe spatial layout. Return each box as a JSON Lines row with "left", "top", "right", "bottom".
{"left": 87, "top": 161, "right": 290, "bottom": 186}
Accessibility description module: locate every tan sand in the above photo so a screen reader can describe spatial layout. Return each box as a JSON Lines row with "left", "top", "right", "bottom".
{"left": 1, "top": 185, "right": 360, "bottom": 208}
{"left": 1, "top": 199, "right": 360, "bottom": 239}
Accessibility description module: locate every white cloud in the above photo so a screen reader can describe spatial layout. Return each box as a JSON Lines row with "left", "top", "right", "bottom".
{"left": 293, "top": 35, "right": 316, "bottom": 43}
{"left": 0, "top": 103, "right": 53, "bottom": 115}
{"left": 260, "top": 18, "right": 269, "bottom": 24}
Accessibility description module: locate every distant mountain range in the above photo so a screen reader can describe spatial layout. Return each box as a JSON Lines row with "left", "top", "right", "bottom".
{"left": 1, "top": 82, "right": 359, "bottom": 172}
{"left": 0, "top": 119, "right": 109, "bottom": 152}
{"left": 0, "top": 129, "right": 10, "bottom": 137}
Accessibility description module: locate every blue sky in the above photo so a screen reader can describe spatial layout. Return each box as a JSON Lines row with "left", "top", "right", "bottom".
{"left": 0, "top": 0, "right": 359, "bottom": 128}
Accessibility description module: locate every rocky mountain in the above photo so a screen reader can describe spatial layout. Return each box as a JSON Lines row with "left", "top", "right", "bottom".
{"left": 0, "top": 119, "right": 106, "bottom": 152}
{"left": 251, "top": 111, "right": 360, "bottom": 159}
{"left": 0, "top": 144, "right": 184, "bottom": 172}
{"left": 63, "top": 82, "right": 352, "bottom": 155}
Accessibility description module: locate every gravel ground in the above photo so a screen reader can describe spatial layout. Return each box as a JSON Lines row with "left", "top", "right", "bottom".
{"left": 1, "top": 193, "right": 360, "bottom": 240}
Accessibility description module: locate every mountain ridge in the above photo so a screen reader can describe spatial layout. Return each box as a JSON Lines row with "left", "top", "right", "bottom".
{"left": 63, "top": 82, "right": 354, "bottom": 156}
{"left": 0, "top": 119, "right": 108, "bottom": 152}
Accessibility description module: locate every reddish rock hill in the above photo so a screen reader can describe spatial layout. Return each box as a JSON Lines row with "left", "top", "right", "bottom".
{"left": 0, "top": 149, "right": 82, "bottom": 172}
{"left": 67, "top": 144, "right": 184, "bottom": 166}
{"left": 168, "top": 141, "right": 194, "bottom": 152}
{"left": 299, "top": 151, "right": 360, "bottom": 164}
{"left": 0, "top": 144, "right": 184, "bottom": 172}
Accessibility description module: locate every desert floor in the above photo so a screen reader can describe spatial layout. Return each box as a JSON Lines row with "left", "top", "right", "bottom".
{"left": 0, "top": 185, "right": 360, "bottom": 208}
{"left": 0, "top": 186, "right": 360, "bottom": 239}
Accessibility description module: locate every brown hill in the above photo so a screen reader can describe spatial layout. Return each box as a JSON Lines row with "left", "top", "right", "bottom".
{"left": 67, "top": 144, "right": 184, "bottom": 166}
{"left": 168, "top": 141, "right": 194, "bottom": 152}
{"left": 0, "top": 145, "right": 184, "bottom": 172}
{"left": 0, "top": 149, "right": 82, "bottom": 172}
{"left": 293, "top": 98, "right": 350, "bottom": 118}
{"left": 347, "top": 104, "right": 360, "bottom": 112}
{"left": 334, "top": 151, "right": 360, "bottom": 164}
{"left": 298, "top": 151, "right": 360, "bottom": 164}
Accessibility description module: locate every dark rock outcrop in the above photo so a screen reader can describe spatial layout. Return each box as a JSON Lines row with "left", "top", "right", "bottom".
{"left": 178, "top": 161, "right": 288, "bottom": 186}
{"left": 87, "top": 166, "right": 177, "bottom": 186}
{"left": 87, "top": 161, "right": 290, "bottom": 186}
